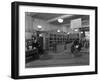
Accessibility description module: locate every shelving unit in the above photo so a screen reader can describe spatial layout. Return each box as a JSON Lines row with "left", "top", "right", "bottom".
{"left": 43, "top": 32, "right": 79, "bottom": 52}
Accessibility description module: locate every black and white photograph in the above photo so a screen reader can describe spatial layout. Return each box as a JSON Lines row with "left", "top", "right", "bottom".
{"left": 11, "top": 1, "right": 97, "bottom": 79}
{"left": 25, "top": 12, "right": 90, "bottom": 68}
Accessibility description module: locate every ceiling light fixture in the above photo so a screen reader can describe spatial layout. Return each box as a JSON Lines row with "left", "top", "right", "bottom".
{"left": 57, "top": 29, "right": 60, "bottom": 32}
{"left": 74, "top": 29, "right": 78, "bottom": 31}
{"left": 37, "top": 25, "right": 42, "bottom": 28}
{"left": 58, "top": 18, "right": 63, "bottom": 23}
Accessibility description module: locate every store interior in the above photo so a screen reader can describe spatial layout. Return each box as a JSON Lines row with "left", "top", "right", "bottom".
{"left": 25, "top": 12, "right": 90, "bottom": 68}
